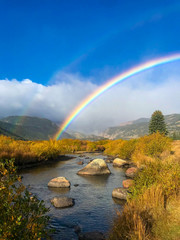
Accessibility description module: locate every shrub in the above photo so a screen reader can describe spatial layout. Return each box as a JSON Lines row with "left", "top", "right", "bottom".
{"left": 0, "top": 159, "right": 50, "bottom": 239}
{"left": 118, "top": 139, "right": 137, "bottom": 160}
{"left": 104, "top": 139, "right": 125, "bottom": 156}
{"left": 129, "top": 160, "right": 180, "bottom": 207}
{"left": 86, "top": 141, "right": 97, "bottom": 152}
{"left": 132, "top": 132, "right": 172, "bottom": 165}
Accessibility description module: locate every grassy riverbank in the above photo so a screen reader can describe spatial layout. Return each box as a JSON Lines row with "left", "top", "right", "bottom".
{"left": 0, "top": 135, "right": 107, "bottom": 166}
{"left": 109, "top": 139, "right": 180, "bottom": 240}
{"left": 0, "top": 132, "right": 172, "bottom": 166}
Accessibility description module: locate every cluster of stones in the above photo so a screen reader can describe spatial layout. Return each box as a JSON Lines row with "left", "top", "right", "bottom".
{"left": 111, "top": 158, "right": 139, "bottom": 201}
{"left": 48, "top": 157, "right": 139, "bottom": 239}
{"left": 48, "top": 158, "right": 110, "bottom": 239}
{"left": 48, "top": 159, "right": 111, "bottom": 209}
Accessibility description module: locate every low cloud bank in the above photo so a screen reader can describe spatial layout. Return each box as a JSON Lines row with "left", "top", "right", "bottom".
{"left": 0, "top": 65, "right": 180, "bottom": 133}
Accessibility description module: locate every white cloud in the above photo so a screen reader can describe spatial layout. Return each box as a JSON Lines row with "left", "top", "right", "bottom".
{"left": 0, "top": 63, "right": 180, "bottom": 134}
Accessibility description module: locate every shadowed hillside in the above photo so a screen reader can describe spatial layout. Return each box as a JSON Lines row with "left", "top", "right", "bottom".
{"left": 0, "top": 116, "right": 73, "bottom": 140}
{"left": 0, "top": 123, "right": 24, "bottom": 140}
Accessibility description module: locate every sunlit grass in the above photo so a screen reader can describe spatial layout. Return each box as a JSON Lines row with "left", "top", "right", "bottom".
{"left": 0, "top": 135, "right": 108, "bottom": 165}
{"left": 108, "top": 137, "right": 180, "bottom": 240}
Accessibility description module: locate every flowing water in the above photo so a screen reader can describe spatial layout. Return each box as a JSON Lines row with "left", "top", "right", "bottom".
{"left": 19, "top": 153, "right": 126, "bottom": 239}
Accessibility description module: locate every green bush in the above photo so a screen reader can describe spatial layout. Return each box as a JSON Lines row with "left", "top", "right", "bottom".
{"left": 0, "top": 159, "right": 50, "bottom": 239}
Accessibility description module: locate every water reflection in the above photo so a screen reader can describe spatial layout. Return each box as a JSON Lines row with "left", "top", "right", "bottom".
{"left": 78, "top": 174, "right": 110, "bottom": 186}
{"left": 112, "top": 197, "right": 127, "bottom": 206}
{"left": 48, "top": 186, "right": 70, "bottom": 194}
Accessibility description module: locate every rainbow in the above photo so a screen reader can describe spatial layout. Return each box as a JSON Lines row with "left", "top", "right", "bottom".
{"left": 55, "top": 53, "right": 180, "bottom": 140}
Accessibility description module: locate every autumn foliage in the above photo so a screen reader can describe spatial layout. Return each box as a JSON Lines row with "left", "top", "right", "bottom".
{"left": 0, "top": 159, "right": 50, "bottom": 239}
{"left": 0, "top": 132, "right": 179, "bottom": 240}
{"left": 108, "top": 136, "right": 180, "bottom": 240}
{"left": 0, "top": 136, "right": 108, "bottom": 166}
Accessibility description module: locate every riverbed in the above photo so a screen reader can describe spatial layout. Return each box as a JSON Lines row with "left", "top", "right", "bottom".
{"left": 19, "top": 153, "right": 126, "bottom": 239}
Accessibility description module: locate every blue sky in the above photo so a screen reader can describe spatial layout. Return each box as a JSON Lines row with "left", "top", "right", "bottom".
{"left": 0, "top": 0, "right": 180, "bottom": 132}
{"left": 0, "top": 0, "right": 180, "bottom": 84}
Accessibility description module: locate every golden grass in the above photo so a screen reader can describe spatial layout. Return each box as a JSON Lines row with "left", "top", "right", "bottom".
{"left": 109, "top": 138, "right": 180, "bottom": 240}
{"left": 171, "top": 140, "right": 180, "bottom": 163}
{"left": 109, "top": 185, "right": 165, "bottom": 240}
{"left": 109, "top": 186, "right": 180, "bottom": 240}
{"left": 153, "top": 195, "right": 180, "bottom": 240}
{"left": 0, "top": 135, "right": 107, "bottom": 165}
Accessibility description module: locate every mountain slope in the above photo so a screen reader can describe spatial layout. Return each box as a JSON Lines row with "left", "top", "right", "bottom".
{"left": 0, "top": 121, "right": 25, "bottom": 140}
{"left": 101, "top": 114, "right": 180, "bottom": 140}
{"left": 67, "top": 130, "right": 107, "bottom": 141}
{"left": 0, "top": 116, "right": 73, "bottom": 140}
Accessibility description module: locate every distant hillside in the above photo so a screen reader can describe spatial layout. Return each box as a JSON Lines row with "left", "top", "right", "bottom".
{"left": 0, "top": 116, "right": 74, "bottom": 140}
{"left": 1, "top": 114, "right": 179, "bottom": 141}
{"left": 67, "top": 130, "right": 107, "bottom": 141}
{"left": 0, "top": 122, "right": 24, "bottom": 140}
{"left": 101, "top": 114, "right": 180, "bottom": 140}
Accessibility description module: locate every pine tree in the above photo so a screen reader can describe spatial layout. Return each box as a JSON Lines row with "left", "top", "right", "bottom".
{"left": 149, "top": 110, "right": 168, "bottom": 135}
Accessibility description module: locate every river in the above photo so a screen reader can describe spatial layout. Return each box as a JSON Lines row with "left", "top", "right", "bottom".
{"left": 19, "top": 153, "right": 126, "bottom": 239}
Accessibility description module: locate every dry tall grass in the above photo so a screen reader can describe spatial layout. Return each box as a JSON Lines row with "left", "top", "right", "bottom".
{"left": 109, "top": 185, "right": 180, "bottom": 240}
{"left": 109, "top": 185, "right": 165, "bottom": 240}
{"left": 109, "top": 138, "right": 180, "bottom": 240}
{"left": 0, "top": 135, "right": 107, "bottom": 165}
{"left": 171, "top": 140, "right": 180, "bottom": 162}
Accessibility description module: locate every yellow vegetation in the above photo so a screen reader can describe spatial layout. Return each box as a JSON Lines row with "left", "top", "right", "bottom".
{"left": 0, "top": 135, "right": 107, "bottom": 165}
{"left": 0, "top": 132, "right": 175, "bottom": 166}
{"left": 0, "top": 133, "right": 179, "bottom": 239}
{"left": 109, "top": 185, "right": 165, "bottom": 240}
{"left": 104, "top": 132, "right": 172, "bottom": 165}
{"left": 109, "top": 136, "right": 180, "bottom": 240}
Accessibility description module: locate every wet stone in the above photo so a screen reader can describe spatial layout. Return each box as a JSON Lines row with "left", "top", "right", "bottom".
{"left": 51, "top": 197, "right": 74, "bottom": 208}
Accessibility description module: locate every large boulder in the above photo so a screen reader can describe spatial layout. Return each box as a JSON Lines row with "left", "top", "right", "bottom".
{"left": 77, "top": 159, "right": 111, "bottom": 175}
{"left": 51, "top": 197, "right": 74, "bottom": 208}
{"left": 112, "top": 187, "right": 128, "bottom": 200}
{"left": 125, "top": 167, "right": 138, "bottom": 178}
{"left": 113, "top": 158, "right": 127, "bottom": 167}
{"left": 78, "top": 231, "right": 105, "bottom": 240}
{"left": 122, "top": 179, "right": 134, "bottom": 188}
{"left": 48, "top": 177, "right": 70, "bottom": 188}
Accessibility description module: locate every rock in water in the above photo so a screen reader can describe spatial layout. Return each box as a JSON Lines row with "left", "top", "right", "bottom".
{"left": 122, "top": 179, "right": 134, "bottom": 188}
{"left": 78, "top": 231, "right": 105, "bottom": 240}
{"left": 113, "top": 158, "right": 127, "bottom": 167}
{"left": 48, "top": 176, "right": 70, "bottom": 188}
{"left": 77, "top": 159, "right": 111, "bottom": 175}
{"left": 112, "top": 187, "right": 128, "bottom": 200}
{"left": 51, "top": 197, "right": 74, "bottom": 208}
{"left": 125, "top": 167, "right": 138, "bottom": 178}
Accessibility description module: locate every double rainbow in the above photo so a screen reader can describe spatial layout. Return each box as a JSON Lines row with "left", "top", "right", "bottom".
{"left": 55, "top": 54, "right": 180, "bottom": 140}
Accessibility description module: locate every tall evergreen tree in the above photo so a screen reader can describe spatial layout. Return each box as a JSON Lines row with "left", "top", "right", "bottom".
{"left": 149, "top": 110, "right": 168, "bottom": 135}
